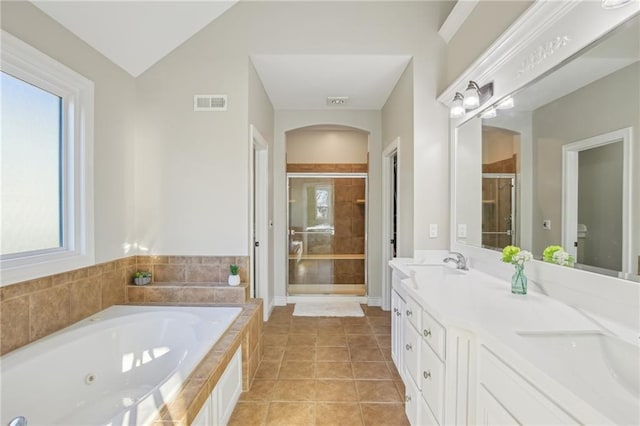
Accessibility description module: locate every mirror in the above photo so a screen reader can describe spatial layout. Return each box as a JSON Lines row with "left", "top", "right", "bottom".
{"left": 455, "top": 14, "right": 640, "bottom": 280}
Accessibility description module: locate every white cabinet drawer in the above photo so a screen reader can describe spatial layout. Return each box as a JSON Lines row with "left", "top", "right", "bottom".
{"left": 478, "top": 346, "right": 578, "bottom": 425}
{"left": 419, "top": 387, "right": 440, "bottom": 426}
{"left": 420, "top": 339, "right": 445, "bottom": 425}
{"left": 421, "top": 309, "right": 446, "bottom": 360}
{"left": 406, "top": 296, "right": 422, "bottom": 331}
{"left": 403, "top": 321, "right": 422, "bottom": 390}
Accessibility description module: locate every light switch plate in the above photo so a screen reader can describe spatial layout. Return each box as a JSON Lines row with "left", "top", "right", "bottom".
{"left": 429, "top": 224, "right": 438, "bottom": 238}
{"left": 457, "top": 224, "right": 467, "bottom": 238}
{"left": 543, "top": 220, "right": 551, "bottom": 230}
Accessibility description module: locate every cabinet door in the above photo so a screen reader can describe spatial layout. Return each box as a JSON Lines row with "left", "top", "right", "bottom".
{"left": 391, "top": 289, "right": 406, "bottom": 381}
{"left": 191, "top": 394, "right": 212, "bottom": 426}
{"left": 477, "top": 385, "right": 519, "bottom": 425}
{"left": 214, "top": 347, "right": 243, "bottom": 425}
{"left": 420, "top": 339, "right": 445, "bottom": 424}
{"left": 403, "top": 320, "right": 421, "bottom": 390}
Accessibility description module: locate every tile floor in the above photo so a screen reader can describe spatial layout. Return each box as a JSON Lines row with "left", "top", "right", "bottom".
{"left": 229, "top": 304, "right": 409, "bottom": 426}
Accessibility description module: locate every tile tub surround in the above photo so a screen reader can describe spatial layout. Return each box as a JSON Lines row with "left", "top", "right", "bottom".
{"left": 0, "top": 257, "right": 136, "bottom": 355}
{"left": 135, "top": 255, "right": 250, "bottom": 284}
{"left": 0, "top": 254, "right": 250, "bottom": 355}
{"left": 127, "top": 282, "right": 249, "bottom": 304}
{"left": 152, "top": 300, "right": 264, "bottom": 425}
{"left": 228, "top": 304, "right": 409, "bottom": 426}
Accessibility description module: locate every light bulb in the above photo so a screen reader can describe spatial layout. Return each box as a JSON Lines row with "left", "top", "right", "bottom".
{"left": 450, "top": 93, "right": 465, "bottom": 118}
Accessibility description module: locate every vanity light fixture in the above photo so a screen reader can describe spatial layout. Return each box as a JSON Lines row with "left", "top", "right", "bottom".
{"left": 450, "top": 92, "right": 465, "bottom": 118}
{"left": 462, "top": 80, "right": 495, "bottom": 110}
{"left": 480, "top": 107, "right": 497, "bottom": 119}
{"left": 601, "top": 0, "right": 633, "bottom": 9}
{"left": 496, "top": 96, "right": 514, "bottom": 110}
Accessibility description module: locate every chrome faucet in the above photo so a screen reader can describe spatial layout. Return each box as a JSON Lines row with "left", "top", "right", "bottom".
{"left": 8, "top": 416, "right": 27, "bottom": 426}
{"left": 443, "top": 252, "right": 468, "bottom": 270}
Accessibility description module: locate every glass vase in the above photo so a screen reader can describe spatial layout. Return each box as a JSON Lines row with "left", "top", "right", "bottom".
{"left": 511, "top": 263, "right": 527, "bottom": 295}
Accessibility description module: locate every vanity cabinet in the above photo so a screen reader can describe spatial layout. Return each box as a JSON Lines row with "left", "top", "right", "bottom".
{"left": 477, "top": 346, "right": 578, "bottom": 425}
{"left": 192, "top": 347, "right": 242, "bottom": 426}
{"left": 391, "top": 268, "right": 408, "bottom": 381}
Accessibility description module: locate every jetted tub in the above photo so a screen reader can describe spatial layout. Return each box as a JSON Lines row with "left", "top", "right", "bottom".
{"left": 1, "top": 305, "right": 242, "bottom": 426}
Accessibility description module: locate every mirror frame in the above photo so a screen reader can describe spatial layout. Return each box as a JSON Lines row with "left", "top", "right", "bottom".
{"left": 438, "top": 0, "right": 640, "bottom": 324}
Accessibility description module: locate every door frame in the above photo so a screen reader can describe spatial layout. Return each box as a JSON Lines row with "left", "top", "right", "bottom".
{"left": 561, "top": 127, "right": 633, "bottom": 274}
{"left": 249, "top": 125, "right": 270, "bottom": 320}
{"left": 381, "top": 138, "right": 399, "bottom": 311}
{"left": 481, "top": 173, "right": 516, "bottom": 248}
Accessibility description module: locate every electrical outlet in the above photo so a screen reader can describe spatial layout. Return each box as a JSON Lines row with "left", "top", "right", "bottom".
{"left": 543, "top": 220, "right": 551, "bottom": 230}
{"left": 457, "top": 224, "right": 467, "bottom": 238}
{"left": 429, "top": 224, "right": 438, "bottom": 238}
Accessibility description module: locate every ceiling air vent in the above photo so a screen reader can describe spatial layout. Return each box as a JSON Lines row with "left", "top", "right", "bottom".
{"left": 194, "top": 94, "right": 227, "bottom": 111}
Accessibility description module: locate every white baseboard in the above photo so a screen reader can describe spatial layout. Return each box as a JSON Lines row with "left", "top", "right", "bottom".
{"left": 367, "top": 297, "right": 382, "bottom": 307}
{"left": 265, "top": 299, "right": 275, "bottom": 321}
{"left": 274, "top": 296, "right": 288, "bottom": 306}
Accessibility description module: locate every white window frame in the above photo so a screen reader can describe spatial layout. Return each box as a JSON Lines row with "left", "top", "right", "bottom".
{"left": 1, "top": 31, "right": 94, "bottom": 286}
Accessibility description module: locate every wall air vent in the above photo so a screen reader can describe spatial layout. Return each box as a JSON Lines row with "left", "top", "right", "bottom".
{"left": 327, "top": 96, "right": 349, "bottom": 106}
{"left": 193, "top": 94, "right": 227, "bottom": 111}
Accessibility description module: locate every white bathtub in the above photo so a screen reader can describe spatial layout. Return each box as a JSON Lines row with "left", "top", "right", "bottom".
{"left": 1, "top": 305, "right": 242, "bottom": 426}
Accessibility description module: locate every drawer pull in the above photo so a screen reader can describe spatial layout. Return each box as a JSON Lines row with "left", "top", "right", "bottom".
{"left": 423, "top": 329, "right": 432, "bottom": 338}
{"left": 396, "top": 311, "right": 401, "bottom": 317}
{"left": 393, "top": 307, "right": 398, "bottom": 313}
{"left": 423, "top": 370, "right": 431, "bottom": 380}
{"left": 405, "top": 395, "right": 412, "bottom": 403}
{"left": 406, "top": 309, "right": 412, "bottom": 317}
{"left": 405, "top": 343, "right": 412, "bottom": 351}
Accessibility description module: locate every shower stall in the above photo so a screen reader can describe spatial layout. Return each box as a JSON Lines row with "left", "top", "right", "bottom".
{"left": 287, "top": 173, "right": 367, "bottom": 296}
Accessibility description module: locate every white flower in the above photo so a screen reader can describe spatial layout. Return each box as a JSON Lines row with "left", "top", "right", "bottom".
{"left": 513, "top": 250, "right": 532, "bottom": 263}
{"left": 552, "top": 250, "right": 573, "bottom": 266}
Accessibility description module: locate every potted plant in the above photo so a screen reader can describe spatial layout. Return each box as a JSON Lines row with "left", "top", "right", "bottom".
{"left": 133, "top": 271, "right": 152, "bottom": 286}
{"left": 228, "top": 264, "right": 240, "bottom": 286}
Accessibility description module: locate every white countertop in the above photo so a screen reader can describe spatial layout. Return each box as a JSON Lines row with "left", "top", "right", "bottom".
{"left": 390, "top": 258, "right": 640, "bottom": 425}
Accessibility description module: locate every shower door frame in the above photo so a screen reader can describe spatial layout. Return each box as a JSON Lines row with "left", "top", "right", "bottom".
{"left": 286, "top": 172, "right": 368, "bottom": 298}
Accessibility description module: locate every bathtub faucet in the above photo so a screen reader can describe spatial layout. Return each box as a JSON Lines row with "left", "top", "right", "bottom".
{"left": 443, "top": 252, "right": 468, "bottom": 270}
{"left": 8, "top": 417, "right": 27, "bottom": 426}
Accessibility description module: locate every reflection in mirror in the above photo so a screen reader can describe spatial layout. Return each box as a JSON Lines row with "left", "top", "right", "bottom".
{"left": 455, "top": 13, "right": 640, "bottom": 280}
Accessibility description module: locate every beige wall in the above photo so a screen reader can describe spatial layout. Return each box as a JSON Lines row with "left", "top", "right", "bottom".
{"left": 382, "top": 61, "right": 414, "bottom": 257}
{"left": 444, "top": 0, "right": 533, "bottom": 90}
{"left": 1, "top": 2, "right": 137, "bottom": 264}
{"left": 532, "top": 63, "right": 640, "bottom": 272}
{"left": 286, "top": 129, "right": 368, "bottom": 164}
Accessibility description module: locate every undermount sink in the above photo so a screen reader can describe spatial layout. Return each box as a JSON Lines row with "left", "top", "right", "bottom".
{"left": 517, "top": 331, "right": 640, "bottom": 401}
{"left": 408, "top": 264, "right": 466, "bottom": 288}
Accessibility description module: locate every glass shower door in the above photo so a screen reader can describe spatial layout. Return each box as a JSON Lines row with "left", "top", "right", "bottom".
{"left": 287, "top": 174, "right": 366, "bottom": 296}
{"left": 482, "top": 174, "right": 515, "bottom": 250}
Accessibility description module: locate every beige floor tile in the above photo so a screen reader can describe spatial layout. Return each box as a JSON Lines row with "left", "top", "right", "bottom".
{"left": 255, "top": 360, "right": 282, "bottom": 379}
{"left": 360, "top": 403, "right": 409, "bottom": 426}
{"left": 279, "top": 361, "right": 315, "bottom": 379}
{"left": 347, "top": 335, "right": 379, "bottom": 347}
{"left": 367, "top": 317, "right": 391, "bottom": 326}
{"left": 317, "top": 325, "right": 346, "bottom": 335}
{"left": 316, "top": 362, "right": 353, "bottom": 379}
{"left": 287, "top": 333, "right": 317, "bottom": 346}
{"left": 386, "top": 362, "right": 401, "bottom": 380}
{"left": 263, "top": 334, "right": 288, "bottom": 347}
{"left": 349, "top": 346, "right": 384, "bottom": 362}
{"left": 316, "top": 346, "right": 350, "bottom": 362}
{"left": 343, "top": 324, "right": 372, "bottom": 334}
{"left": 317, "top": 318, "right": 343, "bottom": 327}
{"left": 265, "top": 402, "right": 315, "bottom": 426}
{"left": 228, "top": 401, "right": 268, "bottom": 426}
{"left": 315, "top": 380, "right": 358, "bottom": 401}
{"left": 381, "top": 347, "right": 393, "bottom": 362}
{"left": 283, "top": 345, "right": 316, "bottom": 361}
{"left": 394, "top": 380, "right": 406, "bottom": 398}
{"left": 316, "top": 402, "right": 364, "bottom": 426}
{"left": 371, "top": 325, "right": 391, "bottom": 335}
{"left": 352, "top": 362, "right": 392, "bottom": 380}
{"left": 341, "top": 317, "right": 368, "bottom": 326}
{"left": 240, "top": 379, "right": 276, "bottom": 401}
{"left": 291, "top": 325, "right": 319, "bottom": 335}
{"left": 375, "top": 335, "right": 391, "bottom": 348}
{"left": 262, "top": 346, "right": 286, "bottom": 361}
{"left": 272, "top": 379, "right": 316, "bottom": 401}
{"left": 317, "top": 334, "right": 347, "bottom": 347}
{"left": 356, "top": 380, "right": 402, "bottom": 402}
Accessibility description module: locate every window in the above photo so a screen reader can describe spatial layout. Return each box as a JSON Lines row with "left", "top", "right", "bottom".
{"left": 1, "top": 31, "right": 94, "bottom": 285}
